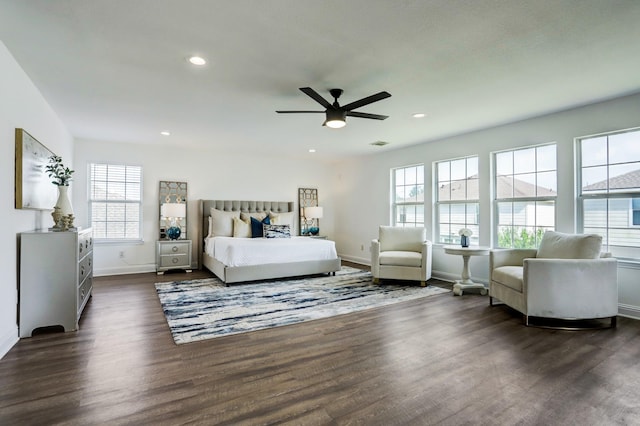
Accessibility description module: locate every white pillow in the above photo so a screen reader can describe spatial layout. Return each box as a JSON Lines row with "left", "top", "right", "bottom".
{"left": 240, "top": 211, "right": 268, "bottom": 222}
{"left": 232, "top": 217, "right": 251, "bottom": 238}
{"left": 536, "top": 231, "right": 602, "bottom": 259}
{"left": 210, "top": 208, "right": 240, "bottom": 237}
{"left": 269, "top": 211, "right": 295, "bottom": 229}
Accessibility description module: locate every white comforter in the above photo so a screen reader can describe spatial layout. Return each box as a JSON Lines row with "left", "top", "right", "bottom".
{"left": 204, "top": 236, "right": 338, "bottom": 267}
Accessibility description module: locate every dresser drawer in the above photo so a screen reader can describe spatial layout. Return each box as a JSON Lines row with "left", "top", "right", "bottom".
{"left": 160, "top": 254, "right": 189, "bottom": 268}
{"left": 78, "top": 274, "right": 92, "bottom": 315}
{"left": 78, "top": 231, "right": 93, "bottom": 258}
{"left": 78, "top": 254, "right": 93, "bottom": 284}
{"left": 159, "top": 242, "right": 190, "bottom": 255}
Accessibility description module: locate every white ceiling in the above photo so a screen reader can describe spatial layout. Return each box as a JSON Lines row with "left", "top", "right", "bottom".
{"left": 2, "top": 0, "right": 640, "bottom": 160}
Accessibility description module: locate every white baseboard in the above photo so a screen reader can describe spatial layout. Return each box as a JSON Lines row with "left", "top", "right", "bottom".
{"left": 0, "top": 326, "right": 18, "bottom": 360}
{"left": 339, "top": 254, "right": 370, "bottom": 266}
{"left": 94, "top": 263, "right": 156, "bottom": 277}
{"left": 618, "top": 303, "right": 640, "bottom": 320}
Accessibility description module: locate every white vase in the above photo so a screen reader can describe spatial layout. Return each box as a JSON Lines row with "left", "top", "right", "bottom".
{"left": 55, "top": 185, "right": 74, "bottom": 216}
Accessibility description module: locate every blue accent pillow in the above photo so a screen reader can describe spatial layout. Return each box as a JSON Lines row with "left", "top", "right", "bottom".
{"left": 250, "top": 216, "right": 270, "bottom": 238}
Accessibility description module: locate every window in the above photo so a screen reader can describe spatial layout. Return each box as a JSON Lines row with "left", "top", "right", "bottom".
{"left": 89, "top": 163, "right": 143, "bottom": 241}
{"left": 436, "top": 156, "right": 479, "bottom": 244}
{"left": 494, "top": 144, "right": 556, "bottom": 248}
{"left": 578, "top": 127, "right": 640, "bottom": 259}
{"left": 391, "top": 164, "right": 424, "bottom": 227}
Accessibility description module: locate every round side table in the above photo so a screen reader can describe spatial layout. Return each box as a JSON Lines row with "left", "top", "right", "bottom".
{"left": 443, "top": 246, "right": 490, "bottom": 296}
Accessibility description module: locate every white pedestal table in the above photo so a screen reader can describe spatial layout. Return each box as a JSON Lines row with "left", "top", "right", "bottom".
{"left": 443, "top": 245, "right": 490, "bottom": 296}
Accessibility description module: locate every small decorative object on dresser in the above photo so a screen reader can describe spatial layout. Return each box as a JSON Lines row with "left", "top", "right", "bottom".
{"left": 157, "top": 239, "right": 193, "bottom": 275}
{"left": 46, "top": 155, "right": 76, "bottom": 230}
{"left": 19, "top": 228, "right": 93, "bottom": 337}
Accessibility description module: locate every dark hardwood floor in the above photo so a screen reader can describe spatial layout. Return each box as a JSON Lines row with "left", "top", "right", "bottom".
{"left": 1, "top": 265, "right": 639, "bottom": 425}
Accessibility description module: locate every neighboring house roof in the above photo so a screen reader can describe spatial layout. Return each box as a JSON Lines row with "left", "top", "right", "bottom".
{"left": 437, "top": 175, "right": 557, "bottom": 199}
{"left": 582, "top": 168, "right": 640, "bottom": 191}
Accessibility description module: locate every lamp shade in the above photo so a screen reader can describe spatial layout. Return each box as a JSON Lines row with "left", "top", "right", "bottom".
{"left": 304, "top": 206, "right": 323, "bottom": 219}
{"left": 161, "top": 202, "right": 186, "bottom": 218}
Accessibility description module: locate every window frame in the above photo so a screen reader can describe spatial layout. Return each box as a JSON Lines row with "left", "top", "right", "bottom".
{"left": 493, "top": 142, "right": 557, "bottom": 249}
{"left": 390, "top": 163, "right": 424, "bottom": 228}
{"left": 576, "top": 126, "right": 640, "bottom": 259}
{"left": 434, "top": 155, "right": 479, "bottom": 245}
{"left": 88, "top": 162, "right": 143, "bottom": 243}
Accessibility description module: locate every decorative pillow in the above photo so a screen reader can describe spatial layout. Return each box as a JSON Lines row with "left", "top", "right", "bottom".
{"left": 269, "top": 211, "right": 295, "bottom": 229}
{"left": 240, "top": 211, "right": 268, "bottom": 222}
{"left": 536, "top": 230, "right": 602, "bottom": 259}
{"left": 207, "top": 216, "right": 213, "bottom": 237}
{"left": 250, "top": 216, "right": 270, "bottom": 238}
{"left": 263, "top": 224, "right": 291, "bottom": 239}
{"left": 232, "top": 217, "right": 251, "bottom": 238}
{"left": 210, "top": 208, "right": 240, "bottom": 237}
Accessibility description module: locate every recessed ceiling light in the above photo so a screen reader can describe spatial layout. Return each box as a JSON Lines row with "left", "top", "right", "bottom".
{"left": 412, "top": 113, "right": 426, "bottom": 118}
{"left": 370, "top": 141, "right": 390, "bottom": 147}
{"left": 188, "top": 56, "right": 206, "bottom": 66}
{"left": 309, "top": 149, "right": 316, "bottom": 153}
{"left": 160, "top": 131, "right": 171, "bottom": 136}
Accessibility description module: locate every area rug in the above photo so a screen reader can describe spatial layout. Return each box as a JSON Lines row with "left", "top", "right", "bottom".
{"left": 155, "top": 267, "right": 450, "bottom": 344}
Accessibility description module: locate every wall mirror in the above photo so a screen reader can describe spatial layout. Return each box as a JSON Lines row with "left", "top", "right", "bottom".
{"left": 298, "top": 187, "right": 319, "bottom": 235}
{"left": 159, "top": 181, "right": 187, "bottom": 240}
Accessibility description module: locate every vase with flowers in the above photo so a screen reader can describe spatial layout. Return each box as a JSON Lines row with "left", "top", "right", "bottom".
{"left": 46, "top": 155, "right": 75, "bottom": 227}
{"left": 458, "top": 228, "right": 472, "bottom": 247}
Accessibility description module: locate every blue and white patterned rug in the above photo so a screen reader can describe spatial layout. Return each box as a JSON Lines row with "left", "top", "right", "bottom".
{"left": 155, "top": 267, "right": 450, "bottom": 344}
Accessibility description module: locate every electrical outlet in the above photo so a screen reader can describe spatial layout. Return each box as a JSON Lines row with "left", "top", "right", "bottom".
{"left": 119, "top": 251, "right": 125, "bottom": 258}
{"left": 360, "top": 244, "right": 364, "bottom": 251}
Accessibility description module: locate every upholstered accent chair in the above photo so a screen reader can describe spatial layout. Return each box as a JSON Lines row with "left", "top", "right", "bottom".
{"left": 490, "top": 231, "right": 618, "bottom": 328}
{"left": 371, "top": 226, "right": 432, "bottom": 287}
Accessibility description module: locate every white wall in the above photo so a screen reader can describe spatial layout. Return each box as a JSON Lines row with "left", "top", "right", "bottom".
{"left": 74, "top": 139, "right": 336, "bottom": 276}
{"left": 333, "top": 91, "right": 640, "bottom": 319}
{"left": 1, "top": 42, "right": 74, "bottom": 358}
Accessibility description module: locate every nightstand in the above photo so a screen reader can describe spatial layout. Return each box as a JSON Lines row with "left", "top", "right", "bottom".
{"left": 157, "top": 240, "right": 192, "bottom": 275}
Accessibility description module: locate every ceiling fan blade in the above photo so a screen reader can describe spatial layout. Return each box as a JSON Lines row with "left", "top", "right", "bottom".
{"left": 276, "top": 110, "right": 325, "bottom": 114}
{"left": 299, "top": 87, "right": 333, "bottom": 109}
{"left": 346, "top": 111, "right": 389, "bottom": 120}
{"left": 342, "top": 91, "right": 391, "bottom": 111}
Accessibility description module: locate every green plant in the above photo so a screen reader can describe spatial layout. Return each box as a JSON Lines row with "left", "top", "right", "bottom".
{"left": 498, "top": 227, "right": 546, "bottom": 248}
{"left": 46, "top": 155, "right": 74, "bottom": 186}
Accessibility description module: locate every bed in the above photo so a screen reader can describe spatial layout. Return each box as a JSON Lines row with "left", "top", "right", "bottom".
{"left": 198, "top": 200, "right": 341, "bottom": 284}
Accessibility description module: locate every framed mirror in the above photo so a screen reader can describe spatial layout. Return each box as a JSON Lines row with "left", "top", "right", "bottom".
{"left": 298, "top": 187, "right": 319, "bottom": 236}
{"left": 159, "top": 181, "right": 187, "bottom": 240}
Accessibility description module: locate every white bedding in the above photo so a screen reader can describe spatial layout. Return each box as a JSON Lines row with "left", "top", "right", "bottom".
{"left": 204, "top": 236, "right": 338, "bottom": 267}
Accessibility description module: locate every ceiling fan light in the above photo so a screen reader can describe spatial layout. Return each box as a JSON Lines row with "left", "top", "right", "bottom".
{"left": 325, "top": 109, "right": 346, "bottom": 128}
{"left": 326, "top": 119, "right": 346, "bottom": 129}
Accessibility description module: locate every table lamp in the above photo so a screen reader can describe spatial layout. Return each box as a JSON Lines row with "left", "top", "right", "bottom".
{"left": 161, "top": 202, "right": 186, "bottom": 240}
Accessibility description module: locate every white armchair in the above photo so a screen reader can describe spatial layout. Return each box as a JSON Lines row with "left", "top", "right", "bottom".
{"left": 490, "top": 231, "right": 618, "bottom": 328}
{"left": 371, "top": 226, "right": 432, "bottom": 286}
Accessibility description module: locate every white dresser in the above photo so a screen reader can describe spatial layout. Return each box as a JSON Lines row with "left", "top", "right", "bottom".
{"left": 156, "top": 239, "right": 192, "bottom": 274}
{"left": 19, "top": 228, "right": 93, "bottom": 338}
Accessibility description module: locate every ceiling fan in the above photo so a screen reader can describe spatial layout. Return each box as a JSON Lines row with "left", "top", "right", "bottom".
{"left": 276, "top": 87, "right": 391, "bottom": 128}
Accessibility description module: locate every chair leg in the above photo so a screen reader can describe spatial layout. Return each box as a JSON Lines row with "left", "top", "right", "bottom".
{"left": 611, "top": 316, "right": 617, "bottom": 328}
{"left": 489, "top": 296, "right": 494, "bottom": 306}
{"left": 420, "top": 281, "right": 426, "bottom": 287}
{"left": 373, "top": 277, "right": 379, "bottom": 284}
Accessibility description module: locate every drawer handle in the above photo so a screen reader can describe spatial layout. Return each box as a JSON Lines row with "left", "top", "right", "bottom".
{"left": 80, "top": 266, "right": 85, "bottom": 277}
{"left": 79, "top": 245, "right": 83, "bottom": 254}
{"left": 172, "top": 257, "right": 179, "bottom": 264}
{"left": 81, "top": 289, "right": 85, "bottom": 299}
{"left": 171, "top": 246, "right": 179, "bottom": 252}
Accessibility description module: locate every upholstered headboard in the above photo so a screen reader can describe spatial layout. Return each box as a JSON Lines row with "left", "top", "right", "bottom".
{"left": 197, "top": 200, "right": 295, "bottom": 265}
